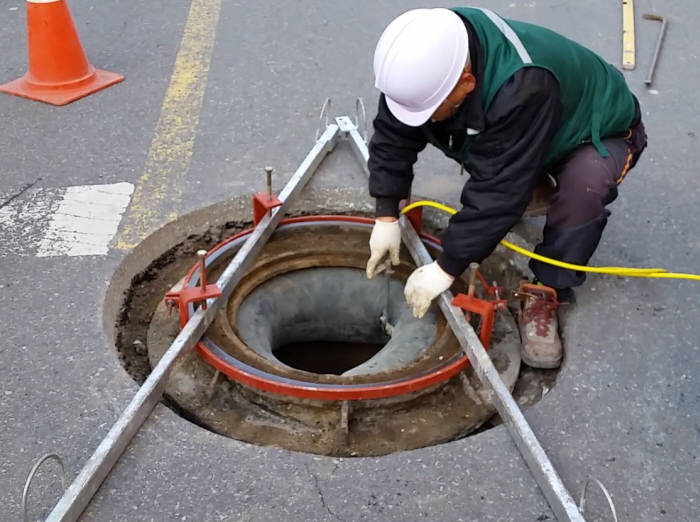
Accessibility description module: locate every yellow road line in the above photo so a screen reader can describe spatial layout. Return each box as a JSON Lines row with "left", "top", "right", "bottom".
{"left": 116, "top": 0, "right": 223, "bottom": 249}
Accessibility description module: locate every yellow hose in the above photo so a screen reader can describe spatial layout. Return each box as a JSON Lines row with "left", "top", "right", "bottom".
{"left": 401, "top": 200, "right": 700, "bottom": 281}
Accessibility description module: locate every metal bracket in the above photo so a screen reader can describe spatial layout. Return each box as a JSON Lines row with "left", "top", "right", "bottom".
{"left": 335, "top": 115, "right": 356, "bottom": 133}
{"left": 252, "top": 192, "right": 283, "bottom": 226}
{"left": 165, "top": 283, "right": 223, "bottom": 328}
{"left": 165, "top": 250, "right": 223, "bottom": 328}
{"left": 452, "top": 292, "right": 507, "bottom": 348}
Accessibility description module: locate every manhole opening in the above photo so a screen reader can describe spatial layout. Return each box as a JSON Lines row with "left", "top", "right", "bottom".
{"left": 234, "top": 266, "right": 438, "bottom": 378}
{"left": 108, "top": 207, "right": 564, "bottom": 457}
{"left": 274, "top": 341, "right": 386, "bottom": 375}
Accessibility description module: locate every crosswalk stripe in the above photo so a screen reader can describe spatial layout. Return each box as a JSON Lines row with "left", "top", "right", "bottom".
{"left": 0, "top": 182, "right": 133, "bottom": 257}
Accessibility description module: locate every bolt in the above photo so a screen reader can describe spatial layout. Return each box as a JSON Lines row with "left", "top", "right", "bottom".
{"left": 467, "top": 262, "right": 479, "bottom": 297}
{"left": 197, "top": 249, "right": 208, "bottom": 309}
{"left": 466, "top": 262, "right": 479, "bottom": 322}
{"left": 264, "top": 166, "right": 273, "bottom": 200}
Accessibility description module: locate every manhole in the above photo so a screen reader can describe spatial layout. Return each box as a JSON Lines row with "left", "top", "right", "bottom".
{"left": 274, "top": 338, "right": 386, "bottom": 375}
{"left": 109, "top": 195, "right": 560, "bottom": 457}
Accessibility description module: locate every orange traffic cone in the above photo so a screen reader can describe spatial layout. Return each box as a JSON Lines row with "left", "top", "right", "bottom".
{"left": 0, "top": 0, "right": 124, "bottom": 106}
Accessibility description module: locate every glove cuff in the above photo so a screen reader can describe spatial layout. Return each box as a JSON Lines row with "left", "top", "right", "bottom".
{"left": 373, "top": 218, "right": 400, "bottom": 232}
{"left": 436, "top": 252, "right": 469, "bottom": 278}
{"left": 428, "top": 260, "right": 456, "bottom": 288}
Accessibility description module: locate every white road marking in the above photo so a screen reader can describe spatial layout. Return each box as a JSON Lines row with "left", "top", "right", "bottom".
{"left": 0, "top": 183, "right": 133, "bottom": 257}
{"left": 0, "top": 186, "right": 60, "bottom": 256}
{"left": 36, "top": 183, "right": 134, "bottom": 257}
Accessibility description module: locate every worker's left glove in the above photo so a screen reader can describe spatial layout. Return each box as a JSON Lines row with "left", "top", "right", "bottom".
{"left": 366, "top": 219, "right": 401, "bottom": 279}
{"left": 404, "top": 261, "right": 455, "bottom": 319}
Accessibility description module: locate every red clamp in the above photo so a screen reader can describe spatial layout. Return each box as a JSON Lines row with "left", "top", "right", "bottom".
{"left": 452, "top": 271, "right": 507, "bottom": 348}
{"left": 165, "top": 252, "right": 222, "bottom": 328}
{"left": 253, "top": 192, "right": 283, "bottom": 226}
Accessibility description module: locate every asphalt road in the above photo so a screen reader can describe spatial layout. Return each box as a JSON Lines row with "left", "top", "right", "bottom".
{"left": 1, "top": 1, "right": 698, "bottom": 520}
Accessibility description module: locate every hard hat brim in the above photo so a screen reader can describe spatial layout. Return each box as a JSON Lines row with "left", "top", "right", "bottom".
{"left": 385, "top": 95, "right": 442, "bottom": 127}
{"left": 385, "top": 95, "right": 441, "bottom": 127}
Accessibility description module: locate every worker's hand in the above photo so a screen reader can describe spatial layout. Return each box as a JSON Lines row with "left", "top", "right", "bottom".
{"left": 366, "top": 218, "right": 401, "bottom": 279}
{"left": 404, "top": 261, "right": 454, "bottom": 318}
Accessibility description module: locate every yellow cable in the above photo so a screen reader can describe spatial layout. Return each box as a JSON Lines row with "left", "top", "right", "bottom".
{"left": 400, "top": 200, "right": 700, "bottom": 281}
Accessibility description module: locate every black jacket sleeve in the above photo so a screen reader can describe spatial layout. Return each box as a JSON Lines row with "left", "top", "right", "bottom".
{"left": 437, "top": 68, "right": 562, "bottom": 276}
{"left": 368, "top": 94, "right": 428, "bottom": 217}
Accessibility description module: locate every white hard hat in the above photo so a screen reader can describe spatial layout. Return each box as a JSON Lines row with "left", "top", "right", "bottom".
{"left": 373, "top": 8, "right": 469, "bottom": 127}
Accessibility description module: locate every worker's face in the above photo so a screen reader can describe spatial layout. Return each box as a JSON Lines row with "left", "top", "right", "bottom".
{"left": 430, "top": 68, "right": 476, "bottom": 123}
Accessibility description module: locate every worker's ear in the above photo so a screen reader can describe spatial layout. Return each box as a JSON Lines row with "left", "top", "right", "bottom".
{"left": 459, "top": 70, "right": 476, "bottom": 96}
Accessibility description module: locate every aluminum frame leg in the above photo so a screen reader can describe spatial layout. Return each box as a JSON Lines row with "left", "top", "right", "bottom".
{"left": 46, "top": 124, "right": 341, "bottom": 522}
{"left": 344, "top": 119, "right": 584, "bottom": 521}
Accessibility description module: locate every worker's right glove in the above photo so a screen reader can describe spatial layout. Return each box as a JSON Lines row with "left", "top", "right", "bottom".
{"left": 404, "top": 261, "right": 455, "bottom": 318}
{"left": 366, "top": 219, "right": 401, "bottom": 279}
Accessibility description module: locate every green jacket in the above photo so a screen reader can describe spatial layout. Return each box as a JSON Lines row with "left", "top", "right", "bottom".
{"left": 442, "top": 6, "right": 636, "bottom": 166}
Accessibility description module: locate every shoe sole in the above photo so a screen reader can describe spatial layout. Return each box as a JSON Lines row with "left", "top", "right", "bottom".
{"left": 518, "top": 304, "right": 562, "bottom": 370}
{"left": 520, "top": 352, "right": 562, "bottom": 369}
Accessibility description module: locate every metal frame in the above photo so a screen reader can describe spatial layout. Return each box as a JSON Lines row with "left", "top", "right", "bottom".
{"left": 46, "top": 124, "right": 341, "bottom": 522}
{"left": 45, "top": 106, "right": 584, "bottom": 521}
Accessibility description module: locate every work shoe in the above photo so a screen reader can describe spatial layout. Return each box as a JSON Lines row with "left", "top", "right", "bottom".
{"left": 517, "top": 282, "right": 562, "bottom": 369}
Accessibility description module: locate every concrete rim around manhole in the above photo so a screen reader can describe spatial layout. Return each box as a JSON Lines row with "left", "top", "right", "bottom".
{"left": 107, "top": 191, "right": 560, "bottom": 457}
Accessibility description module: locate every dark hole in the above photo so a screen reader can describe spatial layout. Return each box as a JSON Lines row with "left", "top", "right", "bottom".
{"left": 273, "top": 341, "right": 385, "bottom": 375}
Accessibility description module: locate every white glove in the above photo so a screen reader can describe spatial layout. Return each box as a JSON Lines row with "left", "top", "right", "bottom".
{"left": 404, "top": 261, "right": 455, "bottom": 318}
{"left": 366, "top": 219, "right": 401, "bottom": 279}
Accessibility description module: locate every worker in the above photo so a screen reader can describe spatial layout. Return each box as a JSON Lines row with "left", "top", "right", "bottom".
{"left": 365, "top": 7, "right": 647, "bottom": 368}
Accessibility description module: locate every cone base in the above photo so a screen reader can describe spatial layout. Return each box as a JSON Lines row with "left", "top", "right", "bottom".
{"left": 0, "top": 68, "right": 124, "bottom": 106}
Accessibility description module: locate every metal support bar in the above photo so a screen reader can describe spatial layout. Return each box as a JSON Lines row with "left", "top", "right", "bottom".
{"left": 345, "top": 122, "right": 583, "bottom": 521}
{"left": 46, "top": 124, "right": 341, "bottom": 522}
{"left": 336, "top": 116, "right": 370, "bottom": 176}
{"left": 400, "top": 220, "right": 583, "bottom": 521}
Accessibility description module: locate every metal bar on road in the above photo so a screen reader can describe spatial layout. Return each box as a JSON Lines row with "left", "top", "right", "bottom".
{"left": 47, "top": 124, "right": 341, "bottom": 522}
{"left": 346, "top": 123, "right": 583, "bottom": 521}
{"left": 336, "top": 116, "right": 370, "bottom": 177}
{"left": 642, "top": 13, "right": 668, "bottom": 87}
{"left": 399, "top": 219, "right": 583, "bottom": 522}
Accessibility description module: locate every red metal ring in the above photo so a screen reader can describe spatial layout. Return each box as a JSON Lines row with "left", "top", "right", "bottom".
{"left": 182, "top": 215, "right": 472, "bottom": 401}
{"left": 196, "top": 342, "right": 469, "bottom": 401}
{"left": 184, "top": 215, "right": 443, "bottom": 281}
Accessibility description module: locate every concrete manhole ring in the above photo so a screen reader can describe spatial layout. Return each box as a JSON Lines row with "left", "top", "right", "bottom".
{"left": 109, "top": 192, "right": 560, "bottom": 457}
{"left": 147, "top": 217, "right": 519, "bottom": 456}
